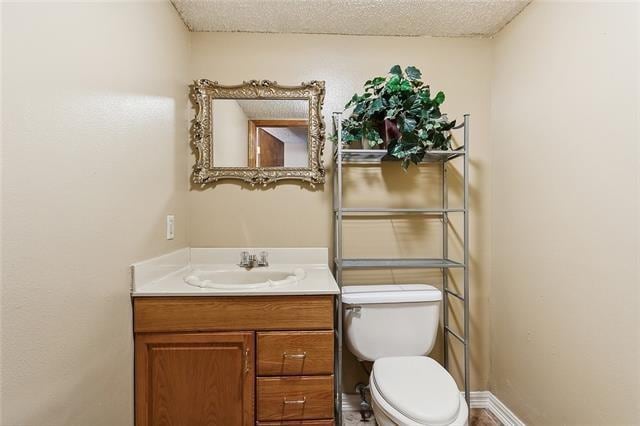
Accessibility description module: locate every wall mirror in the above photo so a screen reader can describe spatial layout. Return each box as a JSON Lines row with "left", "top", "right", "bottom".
{"left": 191, "top": 80, "right": 326, "bottom": 186}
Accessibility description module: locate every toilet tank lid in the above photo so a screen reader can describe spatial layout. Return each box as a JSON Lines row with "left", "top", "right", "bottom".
{"left": 341, "top": 284, "right": 441, "bottom": 304}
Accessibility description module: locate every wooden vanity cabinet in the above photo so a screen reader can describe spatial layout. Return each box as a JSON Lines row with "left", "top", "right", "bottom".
{"left": 133, "top": 295, "right": 335, "bottom": 426}
{"left": 135, "top": 332, "right": 254, "bottom": 426}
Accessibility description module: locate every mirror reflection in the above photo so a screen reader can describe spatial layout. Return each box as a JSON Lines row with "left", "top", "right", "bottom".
{"left": 212, "top": 99, "right": 309, "bottom": 168}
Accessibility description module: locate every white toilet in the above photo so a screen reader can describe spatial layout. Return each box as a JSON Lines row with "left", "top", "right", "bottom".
{"left": 342, "top": 284, "right": 468, "bottom": 426}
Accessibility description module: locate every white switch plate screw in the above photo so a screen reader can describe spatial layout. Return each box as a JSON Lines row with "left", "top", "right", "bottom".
{"left": 166, "top": 215, "right": 175, "bottom": 240}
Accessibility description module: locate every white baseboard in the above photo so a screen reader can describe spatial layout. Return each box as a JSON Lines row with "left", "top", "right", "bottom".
{"left": 467, "top": 391, "right": 525, "bottom": 426}
{"left": 342, "top": 391, "right": 525, "bottom": 426}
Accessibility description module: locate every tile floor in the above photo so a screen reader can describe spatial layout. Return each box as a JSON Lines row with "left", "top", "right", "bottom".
{"left": 469, "top": 408, "right": 503, "bottom": 426}
{"left": 343, "top": 408, "right": 502, "bottom": 425}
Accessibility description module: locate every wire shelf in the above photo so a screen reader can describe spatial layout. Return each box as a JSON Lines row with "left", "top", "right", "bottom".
{"left": 332, "top": 111, "right": 472, "bottom": 421}
{"left": 336, "top": 148, "right": 465, "bottom": 164}
{"left": 338, "top": 258, "right": 465, "bottom": 269}
{"left": 335, "top": 207, "right": 466, "bottom": 215}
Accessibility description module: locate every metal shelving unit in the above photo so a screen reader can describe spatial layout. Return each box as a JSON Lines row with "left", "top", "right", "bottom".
{"left": 332, "top": 112, "right": 470, "bottom": 424}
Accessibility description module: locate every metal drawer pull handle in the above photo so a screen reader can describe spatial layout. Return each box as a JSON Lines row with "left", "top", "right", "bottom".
{"left": 283, "top": 397, "right": 306, "bottom": 405}
{"left": 283, "top": 351, "right": 307, "bottom": 359}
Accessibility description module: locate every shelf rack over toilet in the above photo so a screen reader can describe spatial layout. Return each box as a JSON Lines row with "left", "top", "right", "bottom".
{"left": 331, "top": 112, "right": 470, "bottom": 424}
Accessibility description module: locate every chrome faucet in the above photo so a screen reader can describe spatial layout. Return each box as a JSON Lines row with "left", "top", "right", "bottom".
{"left": 239, "top": 251, "right": 269, "bottom": 270}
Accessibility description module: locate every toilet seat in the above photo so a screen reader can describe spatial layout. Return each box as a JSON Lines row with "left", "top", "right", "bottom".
{"left": 370, "top": 356, "right": 468, "bottom": 426}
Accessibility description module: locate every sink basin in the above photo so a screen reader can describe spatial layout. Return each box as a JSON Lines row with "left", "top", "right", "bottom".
{"left": 184, "top": 268, "right": 306, "bottom": 289}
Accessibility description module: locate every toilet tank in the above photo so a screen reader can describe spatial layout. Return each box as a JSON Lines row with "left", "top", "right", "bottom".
{"left": 342, "top": 284, "right": 442, "bottom": 361}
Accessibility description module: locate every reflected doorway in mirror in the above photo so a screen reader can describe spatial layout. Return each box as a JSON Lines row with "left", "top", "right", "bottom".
{"left": 248, "top": 120, "right": 308, "bottom": 168}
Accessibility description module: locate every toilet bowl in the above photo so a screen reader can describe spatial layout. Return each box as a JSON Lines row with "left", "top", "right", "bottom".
{"left": 342, "top": 285, "right": 469, "bottom": 426}
{"left": 369, "top": 356, "right": 468, "bottom": 426}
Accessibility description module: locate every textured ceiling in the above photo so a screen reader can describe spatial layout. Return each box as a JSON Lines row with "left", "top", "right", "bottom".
{"left": 262, "top": 127, "right": 308, "bottom": 145}
{"left": 233, "top": 99, "right": 308, "bottom": 119}
{"left": 172, "top": 0, "right": 530, "bottom": 37}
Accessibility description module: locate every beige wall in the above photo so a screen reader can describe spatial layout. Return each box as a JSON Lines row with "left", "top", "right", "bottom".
{"left": 213, "top": 100, "right": 249, "bottom": 166}
{"left": 189, "top": 32, "right": 494, "bottom": 392}
{"left": 490, "top": 1, "right": 640, "bottom": 424}
{"left": 1, "top": 2, "right": 190, "bottom": 425}
{"left": 4, "top": 2, "right": 637, "bottom": 423}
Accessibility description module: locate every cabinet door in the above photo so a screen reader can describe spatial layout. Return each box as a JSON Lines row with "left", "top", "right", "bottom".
{"left": 135, "top": 332, "right": 254, "bottom": 426}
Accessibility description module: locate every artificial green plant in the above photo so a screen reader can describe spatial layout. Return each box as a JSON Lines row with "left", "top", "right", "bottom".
{"left": 340, "top": 65, "right": 456, "bottom": 169}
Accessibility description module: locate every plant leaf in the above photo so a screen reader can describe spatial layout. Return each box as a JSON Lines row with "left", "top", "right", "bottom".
{"left": 370, "top": 97, "right": 384, "bottom": 113}
{"left": 400, "top": 131, "right": 419, "bottom": 147}
{"left": 371, "top": 76, "right": 386, "bottom": 86}
{"left": 352, "top": 103, "right": 362, "bottom": 115}
{"left": 402, "top": 117, "right": 417, "bottom": 133}
{"left": 345, "top": 93, "right": 359, "bottom": 109}
{"left": 405, "top": 66, "right": 422, "bottom": 80}
{"left": 434, "top": 91, "right": 445, "bottom": 105}
{"left": 364, "top": 127, "right": 383, "bottom": 146}
{"left": 441, "top": 119, "right": 457, "bottom": 131}
{"left": 401, "top": 158, "right": 412, "bottom": 171}
{"left": 385, "top": 74, "right": 401, "bottom": 93}
{"left": 389, "top": 65, "right": 403, "bottom": 76}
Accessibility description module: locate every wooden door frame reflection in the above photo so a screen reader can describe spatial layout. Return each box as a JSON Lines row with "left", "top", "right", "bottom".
{"left": 247, "top": 119, "right": 309, "bottom": 167}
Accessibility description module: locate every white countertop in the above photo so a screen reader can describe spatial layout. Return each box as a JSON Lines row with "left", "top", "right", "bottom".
{"left": 131, "top": 248, "right": 340, "bottom": 297}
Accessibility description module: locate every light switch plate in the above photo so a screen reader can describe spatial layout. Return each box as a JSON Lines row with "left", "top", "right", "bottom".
{"left": 166, "top": 215, "right": 175, "bottom": 240}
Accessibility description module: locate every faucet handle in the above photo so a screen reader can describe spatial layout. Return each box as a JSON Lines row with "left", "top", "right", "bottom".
{"left": 239, "top": 251, "right": 250, "bottom": 266}
{"left": 258, "top": 251, "right": 269, "bottom": 266}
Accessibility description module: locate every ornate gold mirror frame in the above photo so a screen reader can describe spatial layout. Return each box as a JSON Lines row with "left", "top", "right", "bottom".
{"left": 191, "top": 79, "right": 326, "bottom": 186}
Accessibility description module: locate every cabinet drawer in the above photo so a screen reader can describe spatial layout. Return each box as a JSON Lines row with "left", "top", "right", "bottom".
{"left": 257, "top": 376, "right": 334, "bottom": 421}
{"left": 133, "top": 296, "right": 333, "bottom": 332}
{"left": 257, "top": 331, "right": 334, "bottom": 376}
{"left": 257, "top": 421, "right": 334, "bottom": 425}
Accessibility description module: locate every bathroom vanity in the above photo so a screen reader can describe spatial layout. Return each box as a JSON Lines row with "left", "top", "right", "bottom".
{"left": 131, "top": 248, "right": 339, "bottom": 426}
